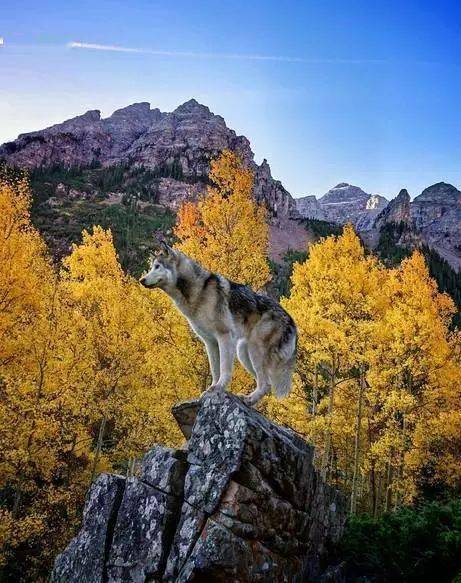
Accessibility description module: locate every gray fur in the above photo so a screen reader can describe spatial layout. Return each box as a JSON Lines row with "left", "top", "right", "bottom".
{"left": 140, "top": 245, "right": 297, "bottom": 406}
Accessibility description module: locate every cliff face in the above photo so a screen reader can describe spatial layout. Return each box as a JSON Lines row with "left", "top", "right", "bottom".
{"left": 0, "top": 99, "right": 296, "bottom": 220}
{"left": 295, "top": 195, "right": 326, "bottom": 221}
{"left": 374, "top": 188, "right": 411, "bottom": 231}
{"left": 410, "top": 182, "right": 461, "bottom": 268}
{"left": 51, "top": 392, "right": 345, "bottom": 582}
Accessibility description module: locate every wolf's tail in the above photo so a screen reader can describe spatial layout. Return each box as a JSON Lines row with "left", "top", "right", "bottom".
{"left": 270, "top": 335, "right": 297, "bottom": 398}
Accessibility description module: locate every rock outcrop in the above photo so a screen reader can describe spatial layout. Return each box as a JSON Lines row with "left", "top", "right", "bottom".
{"left": 51, "top": 392, "right": 346, "bottom": 582}
{"left": 369, "top": 184, "right": 461, "bottom": 270}
{"left": 0, "top": 99, "right": 296, "bottom": 220}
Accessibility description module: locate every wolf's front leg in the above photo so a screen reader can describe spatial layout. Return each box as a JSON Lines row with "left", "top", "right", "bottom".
{"left": 205, "top": 332, "right": 236, "bottom": 393}
{"left": 203, "top": 338, "right": 220, "bottom": 385}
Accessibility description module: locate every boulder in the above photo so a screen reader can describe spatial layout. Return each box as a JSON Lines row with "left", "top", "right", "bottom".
{"left": 51, "top": 392, "right": 346, "bottom": 582}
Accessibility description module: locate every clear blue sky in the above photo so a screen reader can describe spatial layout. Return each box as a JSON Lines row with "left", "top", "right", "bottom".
{"left": 1, "top": 0, "right": 460, "bottom": 199}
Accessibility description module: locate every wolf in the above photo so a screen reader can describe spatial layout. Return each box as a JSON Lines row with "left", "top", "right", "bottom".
{"left": 140, "top": 242, "right": 297, "bottom": 406}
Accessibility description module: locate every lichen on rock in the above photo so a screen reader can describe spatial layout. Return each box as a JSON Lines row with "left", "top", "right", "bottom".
{"left": 51, "top": 391, "right": 346, "bottom": 582}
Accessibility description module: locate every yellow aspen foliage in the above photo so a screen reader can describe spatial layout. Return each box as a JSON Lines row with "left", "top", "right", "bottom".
{"left": 0, "top": 193, "right": 205, "bottom": 577}
{"left": 0, "top": 167, "right": 52, "bottom": 367}
{"left": 0, "top": 170, "right": 89, "bottom": 575}
{"left": 367, "top": 251, "right": 458, "bottom": 507}
{"left": 269, "top": 228, "right": 461, "bottom": 514}
{"left": 275, "top": 225, "right": 384, "bottom": 484}
{"left": 61, "top": 227, "right": 205, "bottom": 470}
{"left": 1, "top": 158, "right": 461, "bottom": 579}
{"left": 175, "top": 149, "right": 270, "bottom": 289}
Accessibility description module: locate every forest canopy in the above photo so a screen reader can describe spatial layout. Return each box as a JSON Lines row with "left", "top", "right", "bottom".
{"left": 0, "top": 152, "right": 460, "bottom": 581}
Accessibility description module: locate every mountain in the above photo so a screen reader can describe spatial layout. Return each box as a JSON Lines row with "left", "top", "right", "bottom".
{"left": 296, "top": 183, "right": 388, "bottom": 230}
{"left": 370, "top": 182, "right": 461, "bottom": 270}
{"left": 296, "top": 181, "right": 461, "bottom": 271}
{"left": 0, "top": 99, "right": 296, "bottom": 220}
{"left": 2, "top": 100, "right": 460, "bottom": 272}
{"left": 411, "top": 182, "right": 461, "bottom": 268}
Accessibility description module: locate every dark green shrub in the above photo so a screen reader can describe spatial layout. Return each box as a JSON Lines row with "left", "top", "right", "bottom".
{"left": 341, "top": 499, "right": 461, "bottom": 582}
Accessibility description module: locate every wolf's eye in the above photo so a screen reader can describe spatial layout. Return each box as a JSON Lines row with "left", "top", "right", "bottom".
{"left": 155, "top": 265, "right": 160, "bottom": 270}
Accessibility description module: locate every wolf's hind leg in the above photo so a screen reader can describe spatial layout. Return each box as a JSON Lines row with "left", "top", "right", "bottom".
{"left": 205, "top": 332, "right": 236, "bottom": 393}
{"left": 239, "top": 343, "right": 271, "bottom": 407}
{"left": 236, "top": 339, "right": 256, "bottom": 378}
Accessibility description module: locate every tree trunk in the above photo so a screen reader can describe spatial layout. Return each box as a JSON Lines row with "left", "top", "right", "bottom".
{"left": 350, "top": 373, "right": 365, "bottom": 513}
{"left": 321, "top": 365, "right": 336, "bottom": 481}
{"left": 394, "top": 414, "right": 407, "bottom": 510}
{"left": 369, "top": 463, "right": 376, "bottom": 516}
{"left": 311, "top": 368, "right": 318, "bottom": 416}
{"left": 374, "top": 470, "right": 382, "bottom": 517}
{"left": 384, "top": 458, "right": 393, "bottom": 513}
{"left": 90, "top": 416, "right": 107, "bottom": 483}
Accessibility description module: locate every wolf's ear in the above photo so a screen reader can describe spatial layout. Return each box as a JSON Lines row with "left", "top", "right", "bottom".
{"left": 160, "top": 241, "right": 177, "bottom": 259}
{"left": 152, "top": 236, "right": 162, "bottom": 255}
{"left": 152, "top": 236, "right": 170, "bottom": 257}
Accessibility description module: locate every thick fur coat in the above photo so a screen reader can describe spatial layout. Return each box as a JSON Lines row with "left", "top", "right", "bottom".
{"left": 140, "top": 243, "right": 297, "bottom": 406}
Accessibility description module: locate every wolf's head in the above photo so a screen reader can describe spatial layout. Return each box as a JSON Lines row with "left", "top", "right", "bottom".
{"left": 140, "top": 242, "right": 179, "bottom": 290}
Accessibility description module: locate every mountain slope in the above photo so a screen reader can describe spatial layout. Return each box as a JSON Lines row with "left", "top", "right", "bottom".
{"left": 0, "top": 99, "right": 296, "bottom": 220}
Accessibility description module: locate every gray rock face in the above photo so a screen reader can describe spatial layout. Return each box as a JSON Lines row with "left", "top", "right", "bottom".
{"left": 51, "top": 392, "right": 346, "bottom": 582}
{"left": 373, "top": 188, "right": 411, "bottom": 231}
{"left": 319, "top": 183, "right": 388, "bottom": 230}
{"left": 410, "top": 183, "right": 461, "bottom": 266}
{"left": 370, "top": 183, "right": 461, "bottom": 270}
{"left": 296, "top": 183, "right": 388, "bottom": 231}
{"left": 51, "top": 473, "right": 125, "bottom": 583}
{"left": 295, "top": 195, "right": 326, "bottom": 220}
{"left": 0, "top": 99, "right": 296, "bottom": 220}
{"left": 296, "top": 181, "right": 461, "bottom": 270}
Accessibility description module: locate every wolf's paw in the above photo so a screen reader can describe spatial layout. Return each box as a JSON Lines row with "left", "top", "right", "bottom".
{"left": 200, "top": 384, "right": 224, "bottom": 398}
{"left": 237, "top": 393, "right": 256, "bottom": 407}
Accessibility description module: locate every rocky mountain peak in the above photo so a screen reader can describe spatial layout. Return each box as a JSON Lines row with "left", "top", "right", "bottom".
{"left": 0, "top": 99, "right": 296, "bottom": 221}
{"left": 397, "top": 188, "right": 410, "bottom": 199}
{"left": 415, "top": 182, "right": 461, "bottom": 203}
{"left": 109, "top": 102, "right": 153, "bottom": 119}
{"left": 320, "top": 183, "right": 370, "bottom": 204}
{"left": 79, "top": 109, "right": 101, "bottom": 122}
{"left": 17, "top": 109, "right": 102, "bottom": 141}
{"left": 296, "top": 183, "right": 388, "bottom": 231}
{"left": 374, "top": 188, "right": 411, "bottom": 230}
{"left": 173, "top": 98, "right": 212, "bottom": 117}
{"left": 410, "top": 183, "right": 461, "bottom": 269}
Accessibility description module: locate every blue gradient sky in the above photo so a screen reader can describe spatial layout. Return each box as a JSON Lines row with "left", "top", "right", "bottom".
{"left": 1, "top": 0, "right": 460, "bottom": 199}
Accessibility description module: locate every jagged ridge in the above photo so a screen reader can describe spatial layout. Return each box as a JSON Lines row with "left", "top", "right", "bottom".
{"left": 0, "top": 99, "right": 296, "bottom": 220}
